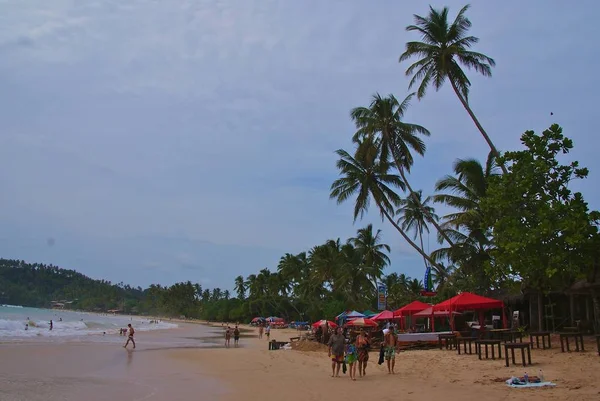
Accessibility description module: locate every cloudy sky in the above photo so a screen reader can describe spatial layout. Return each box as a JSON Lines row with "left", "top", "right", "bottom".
{"left": 1, "top": 0, "right": 598, "bottom": 291}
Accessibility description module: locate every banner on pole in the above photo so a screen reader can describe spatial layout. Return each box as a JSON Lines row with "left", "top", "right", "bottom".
{"left": 377, "top": 284, "right": 387, "bottom": 310}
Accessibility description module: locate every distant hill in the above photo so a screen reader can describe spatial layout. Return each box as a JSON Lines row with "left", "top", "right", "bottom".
{"left": 0, "top": 258, "right": 145, "bottom": 312}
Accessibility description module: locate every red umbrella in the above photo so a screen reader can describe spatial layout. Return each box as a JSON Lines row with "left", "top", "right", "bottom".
{"left": 312, "top": 320, "right": 338, "bottom": 328}
{"left": 345, "top": 318, "right": 378, "bottom": 327}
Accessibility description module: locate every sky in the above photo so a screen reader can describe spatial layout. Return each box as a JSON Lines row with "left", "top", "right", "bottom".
{"left": 1, "top": 0, "right": 599, "bottom": 291}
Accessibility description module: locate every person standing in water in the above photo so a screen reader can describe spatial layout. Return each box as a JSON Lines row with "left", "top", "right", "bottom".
{"left": 49, "top": 320, "right": 53, "bottom": 331}
{"left": 123, "top": 324, "right": 136, "bottom": 349}
{"left": 224, "top": 326, "right": 232, "bottom": 348}
{"left": 233, "top": 326, "right": 240, "bottom": 347}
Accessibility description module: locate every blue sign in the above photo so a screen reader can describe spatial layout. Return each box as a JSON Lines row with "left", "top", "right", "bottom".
{"left": 377, "top": 284, "right": 387, "bottom": 310}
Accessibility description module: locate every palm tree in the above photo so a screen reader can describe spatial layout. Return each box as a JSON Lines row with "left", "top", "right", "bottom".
{"left": 397, "top": 190, "right": 439, "bottom": 270}
{"left": 330, "top": 137, "right": 443, "bottom": 270}
{"left": 234, "top": 275, "right": 246, "bottom": 300}
{"left": 350, "top": 93, "right": 454, "bottom": 245}
{"left": 433, "top": 151, "right": 498, "bottom": 233}
{"left": 348, "top": 224, "right": 390, "bottom": 291}
{"left": 399, "top": 5, "right": 507, "bottom": 174}
{"left": 431, "top": 152, "right": 498, "bottom": 292}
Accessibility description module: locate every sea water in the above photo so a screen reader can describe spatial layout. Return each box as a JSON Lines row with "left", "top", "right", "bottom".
{"left": 0, "top": 304, "right": 177, "bottom": 340}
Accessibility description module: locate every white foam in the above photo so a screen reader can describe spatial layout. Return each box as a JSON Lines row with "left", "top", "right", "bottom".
{"left": 0, "top": 307, "right": 178, "bottom": 339}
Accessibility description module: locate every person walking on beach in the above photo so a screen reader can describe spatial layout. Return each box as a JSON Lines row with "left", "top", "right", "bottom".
{"left": 265, "top": 324, "right": 271, "bottom": 340}
{"left": 225, "top": 326, "right": 232, "bottom": 348}
{"left": 383, "top": 328, "right": 396, "bottom": 374}
{"left": 258, "top": 323, "right": 264, "bottom": 339}
{"left": 345, "top": 339, "right": 358, "bottom": 381}
{"left": 123, "top": 324, "right": 136, "bottom": 349}
{"left": 233, "top": 326, "right": 240, "bottom": 347}
{"left": 327, "top": 327, "right": 345, "bottom": 378}
{"left": 356, "top": 330, "right": 370, "bottom": 377}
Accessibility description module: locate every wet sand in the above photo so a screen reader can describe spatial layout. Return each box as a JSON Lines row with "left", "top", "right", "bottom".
{"left": 1, "top": 324, "right": 599, "bottom": 401}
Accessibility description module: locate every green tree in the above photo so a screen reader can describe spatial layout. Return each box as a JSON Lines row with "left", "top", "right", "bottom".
{"left": 397, "top": 190, "right": 438, "bottom": 270}
{"left": 431, "top": 152, "right": 498, "bottom": 293}
{"left": 351, "top": 93, "right": 453, "bottom": 245}
{"left": 234, "top": 275, "right": 246, "bottom": 300}
{"left": 399, "top": 4, "right": 507, "bottom": 174}
{"left": 330, "top": 137, "right": 442, "bottom": 269}
{"left": 481, "top": 124, "right": 600, "bottom": 328}
{"left": 348, "top": 224, "right": 391, "bottom": 291}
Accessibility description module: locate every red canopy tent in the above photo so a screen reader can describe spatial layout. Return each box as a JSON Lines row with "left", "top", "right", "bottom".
{"left": 431, "top": 292, "right": 506, "bottom": 331}
{"left": 371, "top": 310, "right": 394, "bottom": 321}
{"left": 393, "top": 300, "right": 430, "bottom": 330}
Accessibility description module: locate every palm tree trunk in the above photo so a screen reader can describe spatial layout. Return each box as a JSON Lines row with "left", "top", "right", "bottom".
{"left": 380, "top": 208, "right": 445, "bottom": 272}
{"left": 418, "top": 230, "right": 429, "bottom": 269}
{"left": 395, "top": 163, "right": 455, "bottom": 246}
{"left": 449, "top": 78, "right": 509, "bottom": 175}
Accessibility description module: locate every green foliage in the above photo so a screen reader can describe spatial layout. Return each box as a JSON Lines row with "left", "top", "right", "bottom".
{"left": 481, "top": 124, "right": 599, "bottom": 290}
{"left": 0, "top": 258, "right": 201, "bottom": 318}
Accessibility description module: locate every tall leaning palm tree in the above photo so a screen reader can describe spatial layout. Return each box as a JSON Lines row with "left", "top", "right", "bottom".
{"left": 351, "top": 93, "right": 454, "bottom": 245}
{"left": 396, "top": 190, "right": 439, "bottom": 269}
{"left": 330, "top": 136, "right": 443, "bottom": 270}
{"left": 399, "top": 4, "right": 507, "bottom": 174}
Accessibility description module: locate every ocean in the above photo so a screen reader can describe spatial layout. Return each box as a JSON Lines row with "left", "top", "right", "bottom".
{"left": 0, "top": 304, "right": 178, "bottom": 340}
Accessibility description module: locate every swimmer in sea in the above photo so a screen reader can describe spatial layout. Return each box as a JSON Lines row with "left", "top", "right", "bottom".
{"left": 123, "top": 324, "right": 136, "bottom": 349}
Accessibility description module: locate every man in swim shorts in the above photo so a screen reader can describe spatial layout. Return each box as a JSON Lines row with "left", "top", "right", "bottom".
{"left": 327, "top": 327, "right": 346, "bottom": 378}
{"left": 123, "top": 324, "right": 136, "bottom": 349}
{"left": 383, "top": 328, "right": 396, "bottom": 374}
{"left": 233, "top": 326, "right": 240, "bottom": 347}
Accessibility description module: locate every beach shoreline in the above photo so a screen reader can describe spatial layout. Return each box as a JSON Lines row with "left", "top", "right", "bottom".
{"left": 1, "top": 324, "right": 599, "bottom": 401}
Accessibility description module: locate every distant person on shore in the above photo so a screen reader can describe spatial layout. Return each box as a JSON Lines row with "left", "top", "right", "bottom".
{"left": 49, "top": 320, "right": 53, "bottom": 331}
{"left": 356, "top": 330, "right": 370, "bottom": 377}
{"left": 225, "top": 326, "right": 232, "bottom": 348}
{"left": 383, "top": 328, "right": 396, "bottom": 374}
{"left": 123, "top": 324, "right": 136, "bottom": 349}
{"left": 25, "top": 323, "right": 28, "bottom": 331}
{"left": 233, "top": 326, "right": 240, "bottom": 347}
{"left": 316, "top": 326, "right": 323, "bottom": 343}
{"left": 327, "top": 327, "right": 345, "bottom": 378}
{"left": 258, "top": 324, "right": 264, "bottom": 339}
{"left": 265, "top": 324, "right": 271, "bottom": 340}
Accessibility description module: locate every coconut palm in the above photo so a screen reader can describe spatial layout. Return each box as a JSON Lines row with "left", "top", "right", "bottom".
{"left": 348, "top": 224, "right": 391, "bottom": 290}
{"left": 431, "top": 152, "right": 498, "bottom": 292}
{"left": 350, "top": 93, "right": 453, "bottom": 245}
{"left": 330, "top": 137, "right": 442, "bottom": 269}
{"left": 234, "top": 275, "right": 246, "bottom": 300}
{"left": 399, "top": 5, "right": 507, "bottom": 174}
{"left": 433, "top": 151, "right": 498, "bottom": 234}
{"left": 396, "top": 190, "right": 439, "bottom": 269}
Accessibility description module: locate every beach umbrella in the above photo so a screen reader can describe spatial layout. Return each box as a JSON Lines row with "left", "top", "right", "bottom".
{"left": 362, "top": 310, "right": 377, "bottom": 317}
{"left": 344, "top": 318, "right": 377, "bottom": 327}
{"left": 312, "top": 320, "right": 338, "bottom": 328}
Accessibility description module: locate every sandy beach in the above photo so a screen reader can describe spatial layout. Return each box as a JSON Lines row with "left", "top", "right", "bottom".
{"left": 1, "top": 324, "right": 599, "bottom": 401}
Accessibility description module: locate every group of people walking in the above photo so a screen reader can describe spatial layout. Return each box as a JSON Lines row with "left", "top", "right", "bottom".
{"left": 327, "top": 326, "right": 398, "bottom": 380}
